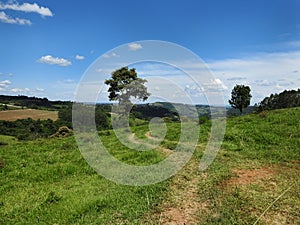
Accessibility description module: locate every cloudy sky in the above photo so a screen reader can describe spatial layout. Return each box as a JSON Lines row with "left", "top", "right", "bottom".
{"left": 1, "top": 0, "right": 300, "bottom": 105}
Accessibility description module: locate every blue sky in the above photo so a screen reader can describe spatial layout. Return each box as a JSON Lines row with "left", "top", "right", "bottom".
{"left": 1, "top": 0, "right": 300, "bottom": 104}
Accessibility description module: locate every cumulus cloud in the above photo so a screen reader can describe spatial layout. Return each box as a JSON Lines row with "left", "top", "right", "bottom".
{"left": 0, "top": 11, "right": 31, "bottom": 25}
{"left": 0, "top": 79, "right": 12, "bottom": 87}
{"left": 75, "top": 55, "right": 85, "bottom": 60}
{"left": 0, "top": 2, "right": 53, "bottom": 17}
{"left": 128, "top": 43, "right": 142, "bottom": 51}
{"left": 203, "top": 78, "right": 228, "bottom": 93}
{"left": 38, "top": 55, "right": 72, "bottom": 66}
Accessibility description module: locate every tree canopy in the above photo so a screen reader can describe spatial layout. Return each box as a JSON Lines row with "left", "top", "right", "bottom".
{"left": 257, "top": 89, "right": 300, "bottom": 112}
{"left": 229, "top": 84, "right": 252, "bottom": 114}
{"left": 105, "top": 67, "right": 150, "bottom": 112}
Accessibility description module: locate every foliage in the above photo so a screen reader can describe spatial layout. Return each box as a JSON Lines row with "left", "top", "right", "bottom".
{"left": 229, "top": 84, "right": 252, "bottom": 114}
{"left": 0, "top": 118, "right": 59, "bottom": 140}
{"left": 0, "top": 95, "right": 72, "bottom": 110}
{"left": 132, "top": 104, "right": 179, "bottom": 121}
{"left": 105, "top": 67, "right": 150, "bottom": 113}
{"left": 257, "top": 88, "right": 300, "bottom": 112}
{"left": 50, "top": 126, "right": 73, "bottom": 138}
{"left": 0, "top": 104, "right": 8, "bottom": 111}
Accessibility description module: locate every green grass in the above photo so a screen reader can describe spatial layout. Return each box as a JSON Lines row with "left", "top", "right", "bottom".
{"left": 196, "top": 107, "right": 300, "bottom": 224}
{"left": 0, "top": 137, "right": 168, "bottom": 224}
{"left": 0, "top": 135, "right": 18, "bottom": 146}
{"left": 0, "top": 107, "right": 299, "bottom": 224}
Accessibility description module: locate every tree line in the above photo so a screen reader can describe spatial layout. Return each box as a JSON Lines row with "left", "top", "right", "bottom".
{"left": 256, "top": 89, "right": 300, "bottom": 112}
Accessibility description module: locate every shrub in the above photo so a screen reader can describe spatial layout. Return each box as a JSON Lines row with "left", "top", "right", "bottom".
{"left": 50, "top": 126, "right": 73, "bottom": 138}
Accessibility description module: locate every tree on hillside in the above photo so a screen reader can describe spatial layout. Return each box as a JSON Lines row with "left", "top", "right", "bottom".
{"left": 229, "top": 84, "right": 252, "bottom": 114}
{"left": 105, "top": 67, "right": 150, "bottom": 113}
{"left": 257, "top": 89, "right": 300, "bottom": 112}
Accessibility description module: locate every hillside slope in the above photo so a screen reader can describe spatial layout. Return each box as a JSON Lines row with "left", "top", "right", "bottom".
{"left": 0, "top": 107, "right": 299, "bottom": 224}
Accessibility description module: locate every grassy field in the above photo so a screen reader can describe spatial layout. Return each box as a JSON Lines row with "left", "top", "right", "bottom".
{"left": 0, "top": 107, "right": 299, "bottom": 224}
{"left": 0, "top": 109, "right": 58, "bottom": 121}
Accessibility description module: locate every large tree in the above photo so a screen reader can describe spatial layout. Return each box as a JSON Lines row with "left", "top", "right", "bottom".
{"left": 229, "top": 84, "right": 252, "bottom": 114}
{"left": 105, "top": 67, "right": 150, "bottom": 113}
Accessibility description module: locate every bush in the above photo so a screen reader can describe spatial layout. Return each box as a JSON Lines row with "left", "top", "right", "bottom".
{"left": 50, "top": 126, "right": 73, "bottom": 138}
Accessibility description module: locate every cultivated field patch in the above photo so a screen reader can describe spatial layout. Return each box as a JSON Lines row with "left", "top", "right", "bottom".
{"left": 0, "top": 109, "right": 58, "bottom": 121}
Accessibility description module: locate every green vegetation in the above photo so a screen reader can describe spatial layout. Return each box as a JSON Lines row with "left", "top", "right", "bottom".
{"left": 0, "top": 135, "right": 167, "bottom": 224}
{"left": 257, "top": 88, "right": 300, "bottom": 112}
{"left": 195, "top": 107, "right": 300, "bottom": 224}
{"left": 0, "top": 95, "right": 72, "bottom": 110}
{"left": 229, "top": 84, "right": 252, "bottom": 114}
{"left": 0, "top": 90, "right": 300, "bottom": 224}
{"left": 1, "top": 107, "right": 299, "bottom": 224}
{"left": 105, "top": 67, "right": 150, "bottom": 113}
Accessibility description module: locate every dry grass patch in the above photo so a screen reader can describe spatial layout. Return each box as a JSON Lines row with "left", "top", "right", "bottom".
{"left": 0, "top": 109, "right": 58, "bottom": 121}
{"left": 227, "top": 167, "right": 274, "bottom": 186}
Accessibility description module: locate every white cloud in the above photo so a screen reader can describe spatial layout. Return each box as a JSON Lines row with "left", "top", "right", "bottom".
{"left": 11, "top": 87, "right": 30, "bottom": 93}
{"left": 36, "top": 88, "right": 45, "bottom": 92}
{"left": 0, "top": 11, "right": 31, "bottom": 25}
{"left": 128, "top": 43, "right": 142, "bottom": 51}
{"left": 199, "top": 78, "right": 228, "bottom": 94}
{"left": 131, "top": 50, "right": 300, "bottom": 104}
{"left": 254, "top": 80, "right": 276, "bottom": 87}
{"left": 0, "top": 2, "right": 53, "bottom": 17}
{"left": 0, "top": 79, "right": 12, "bottom": 87}
{"left": 102, "top": 52, "right": 120, "bottom": 58}
{"left": 213, "top": 78, "right": 228, "bottom": 90}
{"left": 38, "top": 55, "right": 72, "bottom": 66}
{"left": 75, "top": 55, "right": 85, "bottom": 60}
{"left": 207, "top": 50, "right": 300, "bottom": 103}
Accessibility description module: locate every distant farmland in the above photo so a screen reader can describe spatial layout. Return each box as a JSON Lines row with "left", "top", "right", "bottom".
{"left": 0, "top": 109, "right": 58, "bottom": 121}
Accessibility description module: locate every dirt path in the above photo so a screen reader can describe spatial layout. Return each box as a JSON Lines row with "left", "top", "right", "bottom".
{"left": 150, "top": 156, "right": 207, "bottom": 225}
{"left": 143, "top": 132, "right": 206, "bottom": 224}
{"left": 129, "top": 131, "right": 205, "bottom": 224}
{"left": 145, "top": 131, "right": 159, "bottom": 141}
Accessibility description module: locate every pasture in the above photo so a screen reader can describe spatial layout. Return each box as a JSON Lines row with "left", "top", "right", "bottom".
{"left": 0, "top": 107, "right": 299, "bottom": 224}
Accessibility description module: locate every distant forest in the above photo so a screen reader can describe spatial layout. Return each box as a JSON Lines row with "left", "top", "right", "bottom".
{"left": 0, "top": 95, "right": 71, "bottom": 109}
